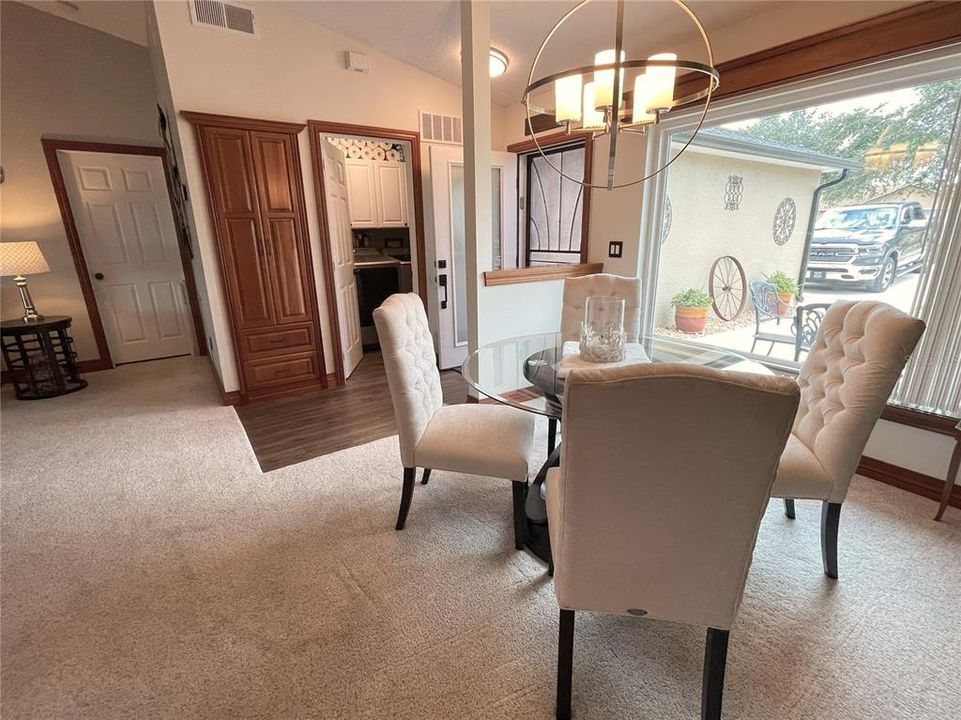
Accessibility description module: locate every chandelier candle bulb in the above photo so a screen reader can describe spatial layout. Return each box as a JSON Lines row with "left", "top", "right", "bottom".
{"left": 646, "top": 52, "right": 678, "bottom": 111}
{"left": 555, "top": 75, "right": 583, "bottom": 122}
{"left": 631, "top": 73, "right": 657, "bottom": 125}
{"left": 593, "top": 48, "right": 625, "bottom": 109}
{"left": 582, "top": 82, "right": 607, "bottom": 130}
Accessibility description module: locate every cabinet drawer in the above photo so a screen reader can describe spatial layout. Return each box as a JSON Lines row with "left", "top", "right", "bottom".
{"left": 243, "top": 352, "right": 319, "bottom": 390}
{"left": 241, "top": 326, "right": 314, "bottom": 357}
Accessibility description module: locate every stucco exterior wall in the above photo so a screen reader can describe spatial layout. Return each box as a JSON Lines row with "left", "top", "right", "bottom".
{"left": 653, "top": 149, "right": 822, "bottom": 327}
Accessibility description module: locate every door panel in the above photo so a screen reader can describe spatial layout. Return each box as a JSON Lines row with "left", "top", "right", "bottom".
{"left": 223, "top": 218, "right": 274, "bottom": 329}
{"left": 267, "top": 218, "right": 312, "bottom": 323}
{"left": 323, "top": 139, "right": 364, "bottom": 378}
{"left": 59, "top": 150, "right": 194, "bottom": 364}
{"left": 253, "top": 133, "right": 295, "bottom": 212}
{"left": 210, "top": 132, "right": 256, "bottom": 213}
{"left": 429, "top": 146, "right": 517, "bottom": 369}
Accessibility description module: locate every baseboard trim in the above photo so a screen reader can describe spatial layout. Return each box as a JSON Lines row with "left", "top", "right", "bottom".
{"left": 858, "top": 455, "right": 961, "bottom": 510}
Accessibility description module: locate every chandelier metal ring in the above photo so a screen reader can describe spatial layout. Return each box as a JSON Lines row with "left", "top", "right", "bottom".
{"left": 521, "top": 0, "right": 719, "bottom": 190}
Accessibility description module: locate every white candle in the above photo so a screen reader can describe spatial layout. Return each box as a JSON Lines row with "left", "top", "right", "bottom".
{"left": 646, "top": 52, "right": 677, "bottom": 111}
{"left": 554, "top": 74, "right": 583, "bottom": 122}
{"left": 582, "top": 82, "right": 606, "bottom": 130}
{"left": 593, "top": 48, "right": 625, "bottom": 109}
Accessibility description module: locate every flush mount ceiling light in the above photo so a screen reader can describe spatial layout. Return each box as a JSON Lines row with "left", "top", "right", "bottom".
{"left": 489, "top": 48, "right": 509, "bottom": 78}
{"left": 522, "top": 0, "right": 719, "bottom": 190}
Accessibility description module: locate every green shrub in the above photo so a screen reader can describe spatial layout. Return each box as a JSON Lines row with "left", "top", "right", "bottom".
{"left": 671, "top": 288, "right": 713, "bottom": 308}
{"left": 766, "top": 271, "right": 799, "bottom": 297}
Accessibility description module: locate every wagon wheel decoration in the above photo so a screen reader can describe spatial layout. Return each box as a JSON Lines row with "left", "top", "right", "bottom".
{"left": 708, "top": 255, "right": 747, "bottom": 321}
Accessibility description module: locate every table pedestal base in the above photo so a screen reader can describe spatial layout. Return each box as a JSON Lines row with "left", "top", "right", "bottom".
{"left": 520, "top": 443, "right": 560, "bottom": 564}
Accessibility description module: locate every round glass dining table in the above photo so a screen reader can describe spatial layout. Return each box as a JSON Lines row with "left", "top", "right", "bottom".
{"left": 461, "top": 332, "right": 772, "bottom": 563}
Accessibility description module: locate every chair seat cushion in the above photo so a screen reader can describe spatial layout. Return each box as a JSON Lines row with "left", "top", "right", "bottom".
{"left": 414, "top": 403, "right": 535, "bottom": 480}
{"left": 754, "top": 331, "right": 795, "bottom": 345}
{"left": 771, "top": 433, "right": 834, "bottom": 500}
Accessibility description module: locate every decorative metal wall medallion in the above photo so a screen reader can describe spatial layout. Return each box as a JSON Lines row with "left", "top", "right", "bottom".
{"left": 773, "top": 198, "right": 797, "bottom": 245}
{"left": 724, "top": 175, "right": 743, "bottom": 211}
{"left": 661, "top": 195, "right": 673, "bottom": 245}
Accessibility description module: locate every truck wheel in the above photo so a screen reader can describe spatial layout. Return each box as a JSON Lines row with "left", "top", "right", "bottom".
{"left": 871, "top": 256, "right": 896, "bottom": 293}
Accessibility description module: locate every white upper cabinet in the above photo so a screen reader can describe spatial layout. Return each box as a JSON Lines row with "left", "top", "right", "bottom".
{"left": 374, "top": 162, "right": 408, "bottom": 227}
{"left": 345, "top": 159, "right": 377, "bottom": 227}
{"left": 345, "top": 159, "right": 408, "bottom": 228}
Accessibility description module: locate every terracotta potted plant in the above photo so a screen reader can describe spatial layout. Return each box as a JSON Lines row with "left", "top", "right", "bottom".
{"left": 671, "top": 288, "right": 713, "bottom": 334}
{"left": 766, "top": 271, "right": 799, "bottom": 317}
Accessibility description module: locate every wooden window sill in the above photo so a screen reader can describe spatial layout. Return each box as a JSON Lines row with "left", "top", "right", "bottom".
{"left": 483, "top": 262, "right": 604, "bottom": 286}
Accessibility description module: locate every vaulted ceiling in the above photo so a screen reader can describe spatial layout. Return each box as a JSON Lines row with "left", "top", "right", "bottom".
{"left": 281, "top": 1, "right": 788, "bottom": 107}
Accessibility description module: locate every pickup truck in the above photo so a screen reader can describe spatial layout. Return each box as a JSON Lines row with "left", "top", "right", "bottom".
{"left": 806, "top": 201, "right": 927, "bottom": 292}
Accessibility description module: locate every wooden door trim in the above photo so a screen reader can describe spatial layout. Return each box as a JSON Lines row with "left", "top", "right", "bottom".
{"left": 525, "top": 1, "right": 961, "bottom": 134}
{"left": 181, "top": 111, "right": 306, "bottom": 135}
{"left": 307, "top": 120, "right": 429, "bottom": 387}
{"left": 41, "top": 138, "right": 208, "bottom": 371}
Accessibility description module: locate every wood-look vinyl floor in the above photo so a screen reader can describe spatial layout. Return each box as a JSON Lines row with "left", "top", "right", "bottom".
{"left": 235, "top": 352, "right": 468, "bottom": 472}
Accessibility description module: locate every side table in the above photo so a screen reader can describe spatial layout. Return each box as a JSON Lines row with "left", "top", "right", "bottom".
{"left": 934, "top": 419, "right": 961, "bottom": 521}
{"left": 1, "top": 316, "right": 88, "bottom": 400}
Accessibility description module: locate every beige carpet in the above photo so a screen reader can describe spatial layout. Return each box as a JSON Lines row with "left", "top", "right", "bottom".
{"left": 1, "top": 357, "right": 959, "bottom": 719}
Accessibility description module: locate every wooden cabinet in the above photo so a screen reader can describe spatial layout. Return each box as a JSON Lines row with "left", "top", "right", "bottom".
{"left": 345, "top": 159, "right": 408, "bottom": 228}
{"left": 184, "top": 112, "right": 326, "bottom": 402}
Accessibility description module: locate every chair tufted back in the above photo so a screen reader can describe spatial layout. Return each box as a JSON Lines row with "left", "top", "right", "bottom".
{"left": 552, "top": 363, "right": 799, "bottom": 629}
{"left": 793, "top": 301, "right": 924, "bottom": 501}
{"left": 373, "top": 293, "right": 444, "bottom": 467}
{"left": 560, "top": 273, "right": 642, "bottom": 343}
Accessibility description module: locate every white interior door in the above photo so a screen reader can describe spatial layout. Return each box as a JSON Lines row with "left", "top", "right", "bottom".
{"left": 59, "top": 150, "right": 193, "bottom": 364}
{"left": 322, "top": 140, "right": 364, "bottom": 378}
{"left": 429, "top": 146, "right": 517, "bottom": 369}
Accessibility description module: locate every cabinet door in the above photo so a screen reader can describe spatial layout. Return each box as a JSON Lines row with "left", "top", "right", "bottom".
{"left": 202, "top": 128, "right": 275, "bottom": 330}
{"left": 345, "top": 159, "right": 377, "bottom": 227}
{"left": 375, "top": 161, "right": 408, "bottom": 227}
{"left": 249, "top": 131, "right": 315, "bottom": 326}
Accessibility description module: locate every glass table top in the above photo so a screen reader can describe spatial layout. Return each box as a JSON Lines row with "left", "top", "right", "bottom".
{"left": 461, "top": 333, "right": 772, "bottom": 419}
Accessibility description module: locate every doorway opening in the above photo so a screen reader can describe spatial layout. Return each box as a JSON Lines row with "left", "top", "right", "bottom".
{"left": 308, "top": 122, "right": 427, "bottom": 385}
{"left": 42, "top": 139, "right": 205, "bottom": 369}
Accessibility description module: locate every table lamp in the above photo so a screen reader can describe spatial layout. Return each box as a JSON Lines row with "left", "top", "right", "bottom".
{"left": 0, "top": 241, "right": 51, "bottom": 322}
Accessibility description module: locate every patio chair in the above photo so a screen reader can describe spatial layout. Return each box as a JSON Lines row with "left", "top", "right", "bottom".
{"left": 749, "top": 279, "right": 831, "bottom": 361}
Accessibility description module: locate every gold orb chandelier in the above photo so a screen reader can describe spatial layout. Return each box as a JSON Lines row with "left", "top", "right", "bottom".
{"left": 522, "top": 0, "right": 720, "bottom": 190}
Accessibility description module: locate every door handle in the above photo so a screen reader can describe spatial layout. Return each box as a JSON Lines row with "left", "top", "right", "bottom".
{"left": 93, "top": 272, "right": 105, "bottom": 280}
{"left": 438, "top": 273, "right": 448, "bottom": 310}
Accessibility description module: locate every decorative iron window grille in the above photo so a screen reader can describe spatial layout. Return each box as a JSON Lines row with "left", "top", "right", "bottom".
{"left": 724, "top": 175, "right": 743, "bottom": 211}
{"left": 525, "top": 143, "right": 586, "bottom": 267}
{"left": 773, "top": 197, "right": 797, "bottom": 245}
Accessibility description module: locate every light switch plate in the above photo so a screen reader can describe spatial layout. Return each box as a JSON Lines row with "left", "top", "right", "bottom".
{"left": 608, "top": 241, "right": 623, "bottom": 258}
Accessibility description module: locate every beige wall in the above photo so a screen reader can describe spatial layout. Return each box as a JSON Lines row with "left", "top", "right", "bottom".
{"left": 151, "top": 0, "right": 514, "bottom": 391}
{"left": 654, "top": 149, "right": 820, "bottom": 327}
{"left": 0, "top": 1, "right": 161, "bottom": 361}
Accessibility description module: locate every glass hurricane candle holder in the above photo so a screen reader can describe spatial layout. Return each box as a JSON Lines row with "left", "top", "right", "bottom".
{"left": 580, "top": 295, "right": 626, "bottom": 362}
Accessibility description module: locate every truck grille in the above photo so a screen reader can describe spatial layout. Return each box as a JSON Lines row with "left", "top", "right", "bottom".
{"left": 809, "top": 247, "right": 855, "bottom": 262}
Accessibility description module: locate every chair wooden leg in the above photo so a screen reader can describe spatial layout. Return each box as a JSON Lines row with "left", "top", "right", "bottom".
{"left": 395, "top": 468, "right": 416, "bottom": 531}
{"left": 934, "top": 438, "right": 960, "bottom": 521}
{"left": 821, "top": 501, "right": 842, "bottom": 579}
{"left": 784, "top": 498, "right": 796, "bottom": 519}
{"left": 556, "top": 609, "right": 575, "bottom": 720}
{"left": 548, "top": 418, "right": 558, "bottom": 455}
{"left": 702, "top": 627, "right": 729, "bottom": 720}
{"left": 512, "top": 481, "right": 527, "bottom": 550}
{"left": 421, "top": 468, "right": 432, "bottom": 485}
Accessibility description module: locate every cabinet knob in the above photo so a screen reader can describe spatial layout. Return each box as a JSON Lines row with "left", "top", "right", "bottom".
{"left": 93, "top": 272, "right": 105, "bottom": 280}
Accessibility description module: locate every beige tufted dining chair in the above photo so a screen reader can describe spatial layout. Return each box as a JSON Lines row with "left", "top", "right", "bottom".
{"left": 373, "top": 293, "right": 536, "bottom": 548}
{"left": 546, "top": 363, "right": 800, "bottom": 720}
{"left": 549, "top": 273, "right": 642, "bottom": 453}
{"left": 773, "top": 301, "right": 924, "bottom": 578}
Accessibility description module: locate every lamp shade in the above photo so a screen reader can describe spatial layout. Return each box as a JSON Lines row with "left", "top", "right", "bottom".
{"left": 0, "top": 242, "right": 51, "bottom": 277}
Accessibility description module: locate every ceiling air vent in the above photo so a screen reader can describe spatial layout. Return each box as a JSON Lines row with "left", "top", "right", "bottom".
{"left": 190, "top": 0, "right": 257, "bottom": 37}
{"left": 420, "top": 112, "right": 463, "bottom": 145}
